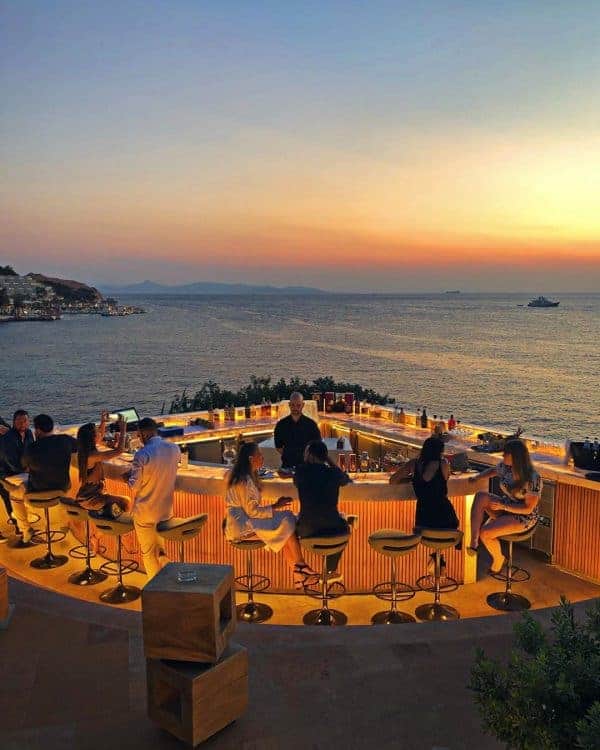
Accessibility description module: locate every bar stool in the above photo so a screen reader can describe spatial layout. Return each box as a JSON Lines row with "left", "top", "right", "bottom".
{"left": 416, "top": 528, "right": 463, "bottom": 621}
{"left": 91, "top": 513, "right": 141, "bottom": 604}
{"left": 487, "top": 523, "right": 538, "bottom": 612}
{"left": 228, "top": 536, "right": 273, "bottom": 623}
{"left": 368, "top": 529, "right": 420, "bottom": 624}
{"left": 157, "top": 514, "right": 209, "bottom": 562}
{"left": 60, "top": 497, "right": 108, "bottom": 586}
{"left": 26, "top": 490, "right": 69, "bottom": 570}
{"left": 299, "top": 533, "right": 350, "bottom": 626}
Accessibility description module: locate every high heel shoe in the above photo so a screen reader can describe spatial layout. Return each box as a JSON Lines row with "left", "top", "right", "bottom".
{"left": 293, "top": 563, "right": 320, "bottom": 590}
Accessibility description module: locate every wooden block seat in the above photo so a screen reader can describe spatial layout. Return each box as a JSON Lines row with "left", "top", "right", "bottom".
{"left": 157, "top": 513, "right": 209, "bottom": 563}
{"left": 487, "top": 522, "right": 538, "bottom": 612}
{"left": 25, "top": 488, "right": 69, "bottom": 570}
{"left": 299, "top": 534, "right": 350, "bottom": 626}
{"left": 59, "top": 497, "right": 108, "bottom": 587}
{"left": 416, "top": 528, "right": 463, "bottom": 622}
{"left": 90, "top": 512, "right": 140, "bottom": 605}
{"left": 368, "top": 529, "right": 421, "bottom": 624}
{"left": 142, "top": 563, "right": 235, "bottom": 664}
{"left": 146, "top": 643, "right": 248, "bottom": 746}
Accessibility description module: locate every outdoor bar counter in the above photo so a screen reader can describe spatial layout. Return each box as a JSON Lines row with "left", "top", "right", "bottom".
{"left": 62, "top": 402, "right": 599, "bottom": 590}
{"left": 102, "top": 461, "right": 486, "bottom": 592}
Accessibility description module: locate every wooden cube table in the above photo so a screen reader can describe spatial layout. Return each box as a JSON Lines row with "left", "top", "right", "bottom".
{"left": 142, "top": 563, "right": 236, "bottom": 663}
{"left": 147, "top": 643, "right": 248, "bottom": 746}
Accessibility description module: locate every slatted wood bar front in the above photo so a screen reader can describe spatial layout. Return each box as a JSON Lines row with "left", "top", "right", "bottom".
{"left": 98, "top": 478, "right": 473, "bottom": 592}
{"left": 553, "top": 482, "right": 600, "bottom": 585}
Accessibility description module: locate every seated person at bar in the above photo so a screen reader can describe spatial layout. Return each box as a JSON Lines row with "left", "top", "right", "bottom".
{"left": 76, "top": 412, "right": 130, "bottom": 518}
{"left": 10, "top": 414, "right": 77, "bottom": 542}
{"left": 0, "top": 416, "right": 10, "bottom": 435}
{"left": 0, "top": 409, "right": 34, "bottom": 540}
{"left": 467, "top": 439, "right": 541, "bottom": 575}
{"left": 124, "top": 417, "right": 180, "bottom": 578}
{"left": 225, "top": 441, "right": 318, "bottom": 589}
{"left": 274, "top": 391, "right": 321, "bottom": 469}
{"left": 390, "top": 437, "right": 459, "bottom": 574}
{"left": 294, "top": 440, "right": 352, "bottom": 583}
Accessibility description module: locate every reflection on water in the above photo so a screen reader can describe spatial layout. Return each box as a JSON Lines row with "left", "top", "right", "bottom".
{"left": 1, "top": 292, "right": 598, "bottom": 441}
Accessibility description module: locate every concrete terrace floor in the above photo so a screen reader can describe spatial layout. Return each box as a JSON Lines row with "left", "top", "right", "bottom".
{"left": 1, "top": 549, "right": 600, "bottom": 748}
{"left": 1, "top": 522, "right": 599, "bottom": 625}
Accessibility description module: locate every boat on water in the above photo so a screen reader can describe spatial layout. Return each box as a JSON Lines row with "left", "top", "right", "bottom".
{"left": 527, "top": 296, "right": 560, "bottom": 308}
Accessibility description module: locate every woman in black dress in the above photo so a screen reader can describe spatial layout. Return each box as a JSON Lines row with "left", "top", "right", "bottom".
{"left": 390, "top": 437, "right": 459, "bottom": 572}
{"left": 294, "top": 439, "right": 352, "bottom": 582}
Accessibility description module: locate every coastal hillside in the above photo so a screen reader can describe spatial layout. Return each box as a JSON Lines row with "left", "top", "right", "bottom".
{"left": 26, "top": 273, "right": 102, "bottom": 303}
{"left": 99, "top": 280, "right": 327, "bottom": 295}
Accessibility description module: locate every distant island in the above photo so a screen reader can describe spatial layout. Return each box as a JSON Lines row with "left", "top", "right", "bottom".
{"left": 0, "top": 265, "right": 144, "bottom": 322}
{"left": 99, "top": 280, "right": 328, "bottom": 296}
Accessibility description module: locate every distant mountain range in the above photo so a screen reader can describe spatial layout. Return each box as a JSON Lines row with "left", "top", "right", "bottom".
{"left": 99, "top": 280, "right": 328, "bottom": 296}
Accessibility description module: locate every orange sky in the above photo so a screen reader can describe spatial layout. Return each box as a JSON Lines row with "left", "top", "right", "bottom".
{"left": 2, "top": 3, "right": 600, "bottom": 291}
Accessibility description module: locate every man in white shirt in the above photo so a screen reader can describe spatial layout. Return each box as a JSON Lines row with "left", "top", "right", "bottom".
{"left": 127, "top": 418, "right": 180, "bottom": 578}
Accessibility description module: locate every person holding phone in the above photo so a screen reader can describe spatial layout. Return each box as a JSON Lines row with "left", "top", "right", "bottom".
{"left": 225, "top": 441, "right": 318, "bottom": 589}
{"left": 76, "top": 412, "right": 130, "bottom": 517}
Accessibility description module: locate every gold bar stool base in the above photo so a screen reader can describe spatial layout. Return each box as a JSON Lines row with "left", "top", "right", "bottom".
{"left": 100, "top": 583, "right": 141, "bottom": 605}
{"left": 415, "top": 602, "right": 460, "bottom": 622}
{"left": 236, "top": 601, "right": 273, "bottom": 623}
{"left": 68, "top": 567, "right": 107, "bottom": 586}
{"left": 30, "top": 552, "right": 69, "bottom": 570}
{"left": 371, "top": 610, "right": 416, "bottom": 625}
{"left": 303, "top": 608, "right": 347, "bottom": 626}
{"left": 486, "top": 591, "right": 531, "bottom": 612}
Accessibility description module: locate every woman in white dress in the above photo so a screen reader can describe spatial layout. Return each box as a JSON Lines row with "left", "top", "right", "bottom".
{"left": 225, "top": 442, "right": 318, "bottom": 589}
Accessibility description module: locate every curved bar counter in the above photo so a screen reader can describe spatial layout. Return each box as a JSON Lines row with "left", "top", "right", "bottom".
{"left": 88, "top": 404, "right": 600, "bottom": 591}
{"left": 101, "top": 462, "right": 486, "bottom": 592}
{"left": 2, "top": 403, "right": 598, "bottom": 611}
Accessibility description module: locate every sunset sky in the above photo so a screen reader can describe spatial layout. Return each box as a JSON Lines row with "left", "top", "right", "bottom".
{"left": 2, "top": 1, "right": 600, "bottom": 292}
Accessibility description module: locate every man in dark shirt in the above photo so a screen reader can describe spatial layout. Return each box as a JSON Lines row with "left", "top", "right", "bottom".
{"left": 0, "top": 409, "right": 34, "bottom": 540}
{"left": 11, "top": 414, "right": 76, "bottom": 542}
{"left": 273, "top": 392, "right": 321, "bottom": 468}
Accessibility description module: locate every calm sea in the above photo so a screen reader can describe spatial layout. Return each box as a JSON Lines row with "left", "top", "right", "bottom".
{"left": 1, "top": 293, "right": 598, "bottom": 441}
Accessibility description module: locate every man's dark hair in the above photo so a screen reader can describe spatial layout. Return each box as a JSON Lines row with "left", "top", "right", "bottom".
{"left": 13, "top": 409, "right": 28, "bottom": 422}
{"left": 138, "top": 417, "right": 158, "bottom": 432}
{"left": 33, "top": 414, "right": 54, "bottom": 433}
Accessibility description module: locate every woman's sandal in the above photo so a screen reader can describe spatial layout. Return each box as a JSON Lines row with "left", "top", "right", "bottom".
{"left": 293, "top": 563, "right": 320, "bottom": 590}
{"left": 488, "top": 557, "right": 508, "bottom": 576}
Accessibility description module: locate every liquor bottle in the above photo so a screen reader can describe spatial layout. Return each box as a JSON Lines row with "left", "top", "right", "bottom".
{"left": 180, "top": 444, "right": 189, "bottom": 469}
{"left": 421, "top": 407, "right": 428, "bottom": 429}
{"left": 583, "top": 437, "right": 591, "bottom": 451}
{"left": 336, "top": 435, "right": 344, "bottom": 450}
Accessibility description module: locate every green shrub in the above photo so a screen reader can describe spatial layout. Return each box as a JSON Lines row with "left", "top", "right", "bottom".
{"left": 168, "top": 375, "right": 392, "bottom": 413}
{"left": 470, "top": 597, "right": 600, "bottom": 749}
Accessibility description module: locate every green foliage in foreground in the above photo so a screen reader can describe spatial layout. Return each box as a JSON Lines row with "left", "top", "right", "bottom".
{"left": 470, "top": 597, "right": 600, "bottom": 750}
{"left": 168, "top": 375, "right": 392, "bottom": 413}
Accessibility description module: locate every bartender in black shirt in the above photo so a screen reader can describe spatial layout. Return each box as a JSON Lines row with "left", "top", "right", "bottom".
{"left": 11, "top": 414, "right": 77, "bottom": 542}
{"left": 273, "top": 392, "right": 321, "bottom": 469}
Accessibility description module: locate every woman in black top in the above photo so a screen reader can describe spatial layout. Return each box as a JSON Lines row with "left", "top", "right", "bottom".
{"left": 390, "top": 437, "right": 459, "bottom": 572}
{"left": 294, "top": 440, "right": 351, "bottom": 580}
